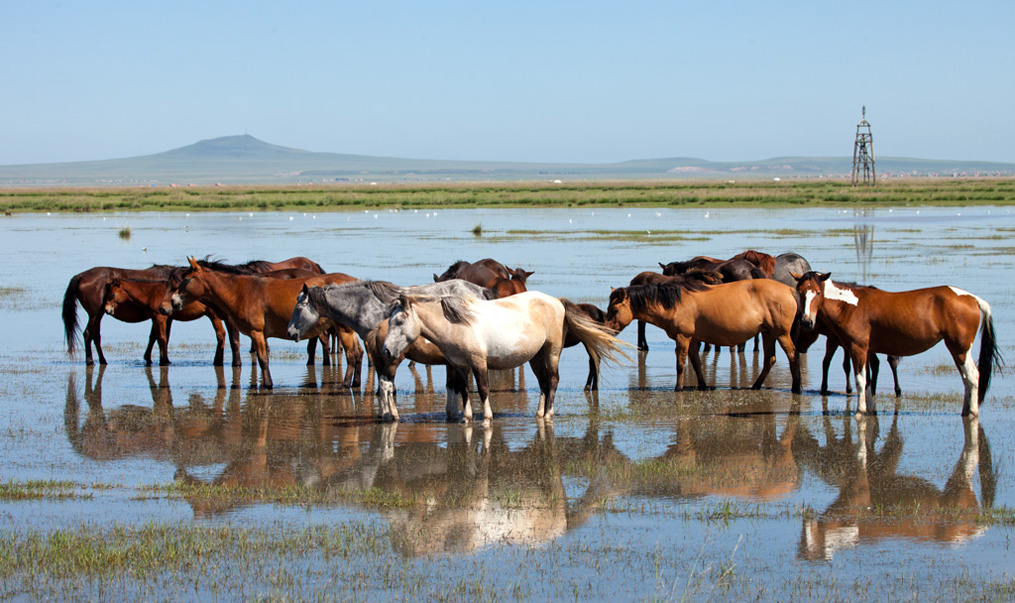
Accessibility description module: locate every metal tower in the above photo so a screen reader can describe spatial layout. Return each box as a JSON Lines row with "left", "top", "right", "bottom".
{"left": 851, "top": 106, "right": 875, "bottom": 186}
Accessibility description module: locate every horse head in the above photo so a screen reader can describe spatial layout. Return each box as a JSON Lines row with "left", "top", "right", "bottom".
{"left": 793, "top": 271, "right": 831, "bottom": 330}
{"left": 382, "top": 295, "right": 420, "bottom": 360}
{"left": 605, "top": 287, "right": 633, "bottom": 332}
{"left": 103, "top": 277, "right": 123, "bottom": 315}
{"left": 287, "top": 283, "right": 320, "bottom": 342}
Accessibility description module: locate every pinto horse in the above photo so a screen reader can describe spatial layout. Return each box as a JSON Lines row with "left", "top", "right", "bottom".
{"left": 434, "top": 258, "right": 534, "bottom": 298}
{"left": 163, "top": 258, "right": 363, "bottom": 389}
{"left": 606, "top": 279, "right": 801, "bottom": 392}
{"left": 793, "top": 272, "right": 1001, "bottom": 417}
{"left": 103, "top": 277, "right": 241, "bottom": 366}
{"left": 287, "top": 279, "right": 495, "bottom": 420}
{"left": 382, "top": 291, "right": 629, "bottom": 422}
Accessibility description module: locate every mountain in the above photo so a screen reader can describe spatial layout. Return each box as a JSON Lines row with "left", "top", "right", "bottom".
{"left": 1, "top": 135, "right": 1013, "bottom": 186}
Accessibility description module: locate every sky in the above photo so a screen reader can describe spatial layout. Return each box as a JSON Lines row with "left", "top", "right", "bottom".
{"left": 2, "top": 0, "right": 1013, "bottom": 166}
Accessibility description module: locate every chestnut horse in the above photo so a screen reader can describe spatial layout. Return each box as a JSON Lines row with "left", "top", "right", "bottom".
{"left": 434, "top": 258, "right": 534, "bottom": 298}
{"left": 794, "top": 272, "right": 1001, "bottom": 417}
{"left": 163, "top": 258, "right": 363, "bottom": 389}
{"left": 628, "top": 269, "right": 724, "bottom": 351}
{"left": 103, "top": 277, "right": 240, "bottom": 366}
{"left": 606, "top": 279, "right": 801, "bottom": 392}
{"left": 382, "top": 291, "right": 629, "bottom": 422}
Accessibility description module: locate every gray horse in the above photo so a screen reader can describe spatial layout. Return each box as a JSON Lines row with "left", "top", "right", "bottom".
{"left": 287, "top": 279, "right": 494, "bottom": 421}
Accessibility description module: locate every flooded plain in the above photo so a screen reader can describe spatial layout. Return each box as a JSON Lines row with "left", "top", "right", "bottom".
{"left": 2, "top": 205, "right": 1015, "bottom": 601}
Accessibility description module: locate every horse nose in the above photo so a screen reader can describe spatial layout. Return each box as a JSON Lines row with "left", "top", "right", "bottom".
{"left": 801, "top": 317, "right": 815, "bottom": 331}
{"left": 382, "top": 346, "right": 394, "bottom": 359}
{"left": 287, "top": 327, "right": 300, "bottom": 342}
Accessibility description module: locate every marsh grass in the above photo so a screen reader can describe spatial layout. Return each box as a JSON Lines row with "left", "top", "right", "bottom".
{"left": 146, "top": 482, "right": 418, "bottom": 509}
{"left": 3, "top": 179, "right": 1015, "bottom": 213}
{"left": 0, "top": 479, "right": 92, "bottom": 501}
{"left": 117, "top": 226, "right": 131, "bottom": 240}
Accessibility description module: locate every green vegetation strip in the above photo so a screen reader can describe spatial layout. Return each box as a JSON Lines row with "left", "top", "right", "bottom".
{"left": 3, "top": 179, "right": 1015, "bottom": 212}
{"left": 0, "top": 523, "right": 385, "bottom": 580}
{"left": 0, "top": 480, "right": 92, "bottom": 501}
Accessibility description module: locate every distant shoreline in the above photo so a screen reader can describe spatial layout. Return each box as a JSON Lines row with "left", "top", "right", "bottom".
{"left": 2, "top": 178, "right": 1015, "bottom": 213}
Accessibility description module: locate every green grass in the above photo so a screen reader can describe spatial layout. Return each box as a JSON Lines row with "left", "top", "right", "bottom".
{"left": 3, "top": 178, "right": 1015, "bottom": 212}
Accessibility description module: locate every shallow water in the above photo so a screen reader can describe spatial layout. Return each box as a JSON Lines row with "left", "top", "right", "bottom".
{"left": 2, "top": 205, "right": 1015, "bottom": 600}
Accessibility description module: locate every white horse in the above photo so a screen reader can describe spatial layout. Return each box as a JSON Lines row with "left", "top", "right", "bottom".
{"left": 383, "top": 291, "right": 628, "bottom": 422}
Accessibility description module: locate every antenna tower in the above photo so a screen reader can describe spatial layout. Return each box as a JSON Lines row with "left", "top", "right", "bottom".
{"left": 851, "top": 106, "right": 875, "bottom": 187}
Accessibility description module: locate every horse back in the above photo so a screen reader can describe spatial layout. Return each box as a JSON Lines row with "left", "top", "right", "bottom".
{"left": 855, "top": 286, "right": 982, "bottom": 355}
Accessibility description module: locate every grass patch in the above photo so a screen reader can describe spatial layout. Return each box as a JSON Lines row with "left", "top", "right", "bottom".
{"left": 0, "top": 480, "right": 92, "bottom": 501}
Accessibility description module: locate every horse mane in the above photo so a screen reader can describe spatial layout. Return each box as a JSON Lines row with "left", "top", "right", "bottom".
{"left": 732, "top": 250, "right": 776, "bottom": 276}
{"left": 235, "top": 259, "right": 276, "bottom": 273}
{"left": 364, "top": 280, "right": 402, "bottom": 304}
{"left": 439, "top": 296, "right": 474, "bottom": 325}
{"left": 437, "top": 260, "right": 469, "bottom": 280}
{"left": 195, "top": 257, "right": 253, "bottom": 274}
{"left": 622, "top": 279, "right": 712, "bottom": 313}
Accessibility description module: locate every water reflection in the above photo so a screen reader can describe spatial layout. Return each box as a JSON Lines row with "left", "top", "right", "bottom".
{"left": 795, "top": 413, "right": 994, "bottom": 560}
{"left": 64, "top": 369, "right": 997, "bottom": 557}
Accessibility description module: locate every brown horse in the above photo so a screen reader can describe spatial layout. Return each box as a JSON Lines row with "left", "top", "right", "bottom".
{"left": 793, "top": 272, "right": 1001, "bottom": 417}
{"left": 434, "top": 258, "right": 534, "bottom": 298}
{"left": 561, "top": 303, "right": 614, "bottom": 392}
{"left": 628, "top": 269, "right": 725, "bottom": 351}
{"left": 64, "top": 265, "right": 176, "bottom": 365}
{"left": 163, "top": 258, "right": 363, "bottom": 389}
{"left": 606, "top": 279, "right": 801, "bottom": 392}
{"left": 103, "top": 277, "right": 240, "bottom": 366}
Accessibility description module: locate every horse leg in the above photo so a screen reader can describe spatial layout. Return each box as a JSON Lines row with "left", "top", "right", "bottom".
{"left": 583, "top": 342, "right": 599, "bottom": 392}
{"left": 751, "top": 333, "right": 777, "bottom": 390}
{"left": 949, "top": 341, "right": 980, "bottom": 417}
{"left": 848, "top": 344, "right": 871, "bottom": 417}
{"left": 143, "top": 320, "right": 159, "bottom": 366}
{"left": 530, "top": 357, "right": 550, "bottom": 417}
{"left": 158, "top": 317, "right": 173, "bottom": 366}
{"left": 687, "top": 340, "right": 708, "bottom": 390}
{"left": 674, "top": 336, "right": 691, "bottom": 391}
{"left": 83, "top": 312, "right": 107, "bottom": 366}
{"left": 471, "top": 365, "right": 492, "bottom": 423}
{"left": 445, "top": 367, "right": 466, "bottom": 422}
{"left": 209, "top": 316, "right": 226, "bottom": 366}
{"left": 779, "top": 333, "right": 801, "bottom": 394}
{"left": 251, "top": 331, "right": 272, "bottom": 389}
{"left": 320, "top": 333, "right": 332, "bottom": 367}
{"left": 888, "top": 356, "right": 902, "bottom": 397}
{"left": 868, "top": 353, "right": 881, "bottom": 396}
{"left": 544, "top": 350, "right": 561, "bottom": 419}
{"left": 819, "top": 338, "right": 836, "bottom": 394}
{"left": 637, "top": 320, "right": 649, "bottom": 352}
{"left": 339, "top": 329, "right": 362, "bottom": 388}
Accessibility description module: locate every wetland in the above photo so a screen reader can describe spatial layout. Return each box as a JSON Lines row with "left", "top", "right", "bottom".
{"left": 2, "top": 202, "right": 1015, "bottom": 601}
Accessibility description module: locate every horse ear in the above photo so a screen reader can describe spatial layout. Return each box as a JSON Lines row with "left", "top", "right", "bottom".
{"left": 398, "top": 294, "right": 413, "bottom": 309}
{"left": 819, "top": 272, "right": 831, "bottom": 282}
{"left": 432, "top": 274, "right": 439, "bottom": 282}
{"left": 789, "top": 272, "right": 803, "bottom": 281}
{"left": 109, "top": 277, "right": 121, "bottom": 287}
{"left": 524, "top": 270, "right": 535, "bottom": 278}
{"left": 301, "top": 283, "right": 309, "bottom": 295}
{"left": 658, "top": 262, "right": 666, "bottom": 269}
{"left": 188, "top": 257, "right": 200, "bottom": 270}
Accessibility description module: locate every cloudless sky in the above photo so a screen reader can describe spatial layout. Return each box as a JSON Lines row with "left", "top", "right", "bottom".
{"left": 2, "top": 0, "right": 1012, "bottom": 165}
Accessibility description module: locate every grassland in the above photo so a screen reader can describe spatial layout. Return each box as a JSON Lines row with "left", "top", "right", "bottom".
{"left": 2, "top": 178, "right": 1015, "bottom": 213}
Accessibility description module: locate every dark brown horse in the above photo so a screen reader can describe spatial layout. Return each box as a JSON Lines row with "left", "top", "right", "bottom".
{"left": 163, "top": 258, "right": 362, "bottom": 389}
{"left": 606, "top": 279, "right": 801, "bottom": 392}
{"left": 64, "top": 265, "right": 176, "bottom": 365}
{"left": 103, "top": 277, "right": 241, "bottom": 366}
{"left": 434, "top": 258, "right": 534, "bottom": 299}
{"left": 793, "top": 272, "right": 1001, "bottom": 416}
{"left": 660, "top": 256, "right": 765, "bottom": 283}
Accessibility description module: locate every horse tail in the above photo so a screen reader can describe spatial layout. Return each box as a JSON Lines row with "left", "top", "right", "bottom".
{"left": 561, "top": 298, "right": 632, "bottom": 368}
{"left": 975, "top": 295, "right": 1003, "bottom": 405}
{"left": 63, "top": 274, "right": 82, "bottom": 356}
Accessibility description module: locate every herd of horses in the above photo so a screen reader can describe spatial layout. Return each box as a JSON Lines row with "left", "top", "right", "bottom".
{"left": 63, "top": 249, "right": 1002, "bottom": 422}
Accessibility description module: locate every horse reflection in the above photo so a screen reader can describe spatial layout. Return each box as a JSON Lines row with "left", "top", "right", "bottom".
{"left": 793, "top": 413, "right": 995, "bottom": 560}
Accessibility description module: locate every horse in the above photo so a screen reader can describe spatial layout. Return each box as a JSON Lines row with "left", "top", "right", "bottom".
{"left": 63, "top": 264, "right": 176, "bottom": 365}
{"left": 163, "top": 258, "right": 363, "bottom": 389}
{"left": 793, "top": 271, "right": 1001, "bottom": 417}
{"left": 660, "top": 257, "right": 765, "bottom": 283}
{"left": 434, "top": 258, "right": 534, "bottom": 299}
{"left": 772, "top": 253, "right": 811, "bottom": 288}
{"left": 606, "top": 279, "right": 801, "bottom": 392}
{"left": 103, "top": 277, "right": 241, "bottom": 366}
{"left": 382, "top": 291, "right": 629, "bottom": 422}
{"left": 627, "top": 269, "right": 725, "bottom": 352}
{"left": 560, "top": 303, "right": 616, "bottom": 393}
{"left": 287, "top": 279, "right": 495, "bottom": 421}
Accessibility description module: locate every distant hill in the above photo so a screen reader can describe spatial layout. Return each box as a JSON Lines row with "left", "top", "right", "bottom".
{"left": 1, "top": 134, "right": 1013, "bottom": 186}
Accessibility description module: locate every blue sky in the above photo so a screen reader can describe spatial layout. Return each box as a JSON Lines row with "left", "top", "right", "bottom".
{"left": 2, "top": 0, "right": 1013, "bottom": 165}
